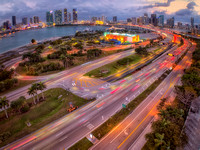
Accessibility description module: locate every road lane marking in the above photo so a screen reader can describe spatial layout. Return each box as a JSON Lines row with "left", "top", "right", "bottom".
{"left": 59, "top": 136, "right": 68, "bottom": 142}
{"left": 110, "top": 90, "right": 161, "bottom": 143}
{"left": 117, "top": 76, "right": 179, "bottom": 149}
{"left": 87, "top": 124, "right": 94, "bottom": 130}
{"left": 56, "top": 132, "right": 63, "bottom": 137}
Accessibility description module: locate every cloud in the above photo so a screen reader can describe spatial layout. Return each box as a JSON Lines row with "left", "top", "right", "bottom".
{"left": 186, "top": 1, "right": 196, "bottom": 10}
{"left": 175, "top": 9, "right": 193, "bottom": 16}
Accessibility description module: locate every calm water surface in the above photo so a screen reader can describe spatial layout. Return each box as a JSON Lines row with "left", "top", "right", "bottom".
{"left": 0, "top": 26, "right": 108, "bottom": 54}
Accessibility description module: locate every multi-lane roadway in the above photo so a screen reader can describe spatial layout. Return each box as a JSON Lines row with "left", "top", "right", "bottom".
{"left": 1, "top": 29, "right": 192, "bottom": 150}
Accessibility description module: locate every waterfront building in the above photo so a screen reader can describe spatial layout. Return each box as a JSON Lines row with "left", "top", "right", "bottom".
{"left": 92, "top": 17, "right": 98, "bottom": 22}
{"left": 104, "top": 32, "right": 140, "bottom": 44}
{"left": 151, "top": 14, "right": 157, "bottom": 26}
{"left": 64, "top": 8, "right": 68, "bottom": 23}
{"left": 73, "top": 9, "right": 78, "bottom": 23}
{"left": 46, "top": 11, "right": 54, "bottom": 25}
{"left": 101, "top": 16, "right": 107, "bottom": 23}
{"left": 3, "top": 21, "right": 10, "bottom": 29}
{"left": 158, "top": 15, "right": 164, "bottom": 27}
{"left": 30, "top": 18, "right": 33, "bottom": 24}
{"left": 33, "top": 16, "right": 39, "bottom": 24}
{"left": 68, "top": 12, "right": 71, "bottom": 22}
{"left": 113, "top": 16, "right": 117, "bottom": 23}
{"left": 132, "top": 17, "right": 136, "bottom": 25}
{"left": 12, "top": 16, "right": 16, "bottom": 26}
{"left": 22, "top": 17, "right": 28, "bottom": 25}
{"left": 55, "top": 10, "right": 62, "bottom": 25}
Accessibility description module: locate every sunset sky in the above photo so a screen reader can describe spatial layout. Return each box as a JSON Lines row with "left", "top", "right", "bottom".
{"left": 0, "top": 0, "right": 200, "bottom": 24}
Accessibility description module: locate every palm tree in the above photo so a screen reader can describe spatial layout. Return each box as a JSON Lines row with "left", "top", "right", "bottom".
{"left": 154, "top": 133, "right": 166, "bottom": 148}
{"left": 32, "top": 83, "right": 39, "bottom": 102}
{"left": 37, "top": 82, "right": 46, "bottom": 100}
{"left": 27, "top": 87, "right": 37, "bottom": 104}
{"left": 0, "top": 96, "right": 9, "bottom": 118}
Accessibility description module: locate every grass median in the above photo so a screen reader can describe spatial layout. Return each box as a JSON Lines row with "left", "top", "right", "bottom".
{"left": 84, "top": 54, "right": 142, "bottom": 78}
{"left": 68, "top": 137, "right": 93, "bottom": 150}
{"left": 0, "top": 88, "right": 90, "bottom": 147}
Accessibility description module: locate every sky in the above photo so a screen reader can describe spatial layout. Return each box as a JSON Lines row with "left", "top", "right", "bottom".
{"left": 0, "top": 0, "right": 200, "bottom": 25}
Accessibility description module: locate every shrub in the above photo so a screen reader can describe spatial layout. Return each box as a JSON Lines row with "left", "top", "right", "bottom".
{"left": 0, "top": 132, "right": 11, "bottom": 143}
{"left": 20, "top": 105, "right": 30, "bottom": 113}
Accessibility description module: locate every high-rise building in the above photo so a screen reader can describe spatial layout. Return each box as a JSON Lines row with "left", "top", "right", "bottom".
{"left": 55, "top": 10, "right": 62, "bottom": 25}
{"left": 33, "top": 16, "right": 39, "bottom": 24}
{"left": 46, "top": 11, "right": 54, "bottom": 25}
{"left": 3, "top": 21, "right": 10, "bottom": 29}
{"left": 64, "top": 8, "right": 68, "bottom": 23}
{"left": 166, "top": 17, "right": 175, "bottom": 28}
{"left": 151, "top": 14, "right": 157, "bottom": 26}
{"left": 30, "top": 18, "right": 33, "bottom": 24}
{"left": 158, "top": 15, "right": 164, "bottom": 27}
{"left": 113, "top": 16, "right": 117, "bottom": 23}
{"left": 68, "top": 12, "right": 71, "bottom": 22}
{"left": 12, "top": 16, "right": 16, "bottom": 26}
{"left": 73, "top": 9, "right": 78, "bottom": 23}
{"left": 132, "top": 17, "right": 136, "bottom": 25}
{"left": 143, "top": 13, "right": 149, "bottom": 25}
{"left": 191, "top": 17, "right": 194, "bottom": 28}
{"left": 101, "top": 16, "right": 106, "bottom": 23}
{"left": 22, "top": 17, "right": 28, "bottom": 25}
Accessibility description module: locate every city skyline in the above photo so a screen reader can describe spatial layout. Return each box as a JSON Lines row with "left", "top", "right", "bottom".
{"left": 0, "top": 0, "right": 200, "bottom": 24}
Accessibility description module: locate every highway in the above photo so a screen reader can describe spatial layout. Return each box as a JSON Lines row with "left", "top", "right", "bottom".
{"left": 90, "top": 43, "right": 195, "bottom": 150}
{"left": 1, "top": 32, "right": 191, "bottom": 150}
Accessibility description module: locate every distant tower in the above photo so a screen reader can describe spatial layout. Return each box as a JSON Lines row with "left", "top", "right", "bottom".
{"left": 158, "top": 15, "right": 164, "bottom": 27}
{"left": 191, "top": 17, "right": 194, "bottom": 28}
{"left": 46, "top": 11, "right": 54, "bottom": 25}
{"left": 73, "top": 9, "right": 78, "bottom": 23}
{"left": 12, "top": 16, "right": 16, "bottom": 26}
{"left": 151, "top": 14, "right": 157, "bottom": 26}
{"left": 64, "top": 8, "right": 68, "bottom": 23}
{"left": 55, "top": 10, "right": 62, "bottom": 25}
{"left": 68, "top": 12, "right": 71, "bottom": 22}
{"left": 22, "top": 17, "right": 28, "bottom": 25}
{"left": 33, "top": 16, "right": 39, "bottom": 24}
{"left": 113, "top": 16, "right": 117, "bottom": 23}
{"left": 30, "top": 18, "right": 33, "bottom": 24}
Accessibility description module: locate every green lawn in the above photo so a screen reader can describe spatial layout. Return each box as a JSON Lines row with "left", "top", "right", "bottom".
{"left": 0, "top": 80, "right": 36, "bottom": 96}
{"left": 84, "top": 54, "right": 141, "bottom": 78}
{"left": 0, "top": 88, "right": 90, "bottom": 147}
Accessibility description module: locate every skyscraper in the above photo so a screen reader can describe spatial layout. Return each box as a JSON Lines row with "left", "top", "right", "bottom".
{"left": 167, "top": 17, "right": 175, "bottom": 28}
{"left": 151, "top": 14, "right": 157, "bottom": 26}
{"left": 55, "top": 10, "right": 62, "bottom": 25}
{"left": 158, "top": 15, "right": 164, "bottom": 27}
{"left": 113, "top": 16, "right": 117, "bottom": 23}
{"left": 132, "top": 17, "right": 136, "bottom": 25}
{"left": 68, "top": 12, "right": 71, "bottom": 22}
{"left": 22, "top": 17, "right": 28, "bottom": 25}
{"left": 3, "top": 21, "right": 10, "bottom": 29}
{"left": 191, "top": 17, "right": 194, "bottom": 28}
{"left": 64, "top": 8, "right": 68, "bottom": 23}
{"left": 143, "top": 13, "right": 149, "bottom": 25}
{"left": 12, "top": 16, "right": 16, "bottom": 26}
{"left": 30, "top": 18, "right": 33, "bottom": 24}
{"left": 101, "top": 16, "right": 106, "bottom": 23}
{"left": 33, "top": 16, "right": 39, "bottom": 24}
{"left": 73, "top": 9, "right": 78, "bottom": 23}
{"left": 46, "top": 11, "right": 54, "bottom": 25}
